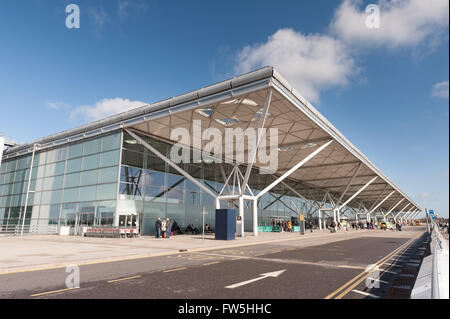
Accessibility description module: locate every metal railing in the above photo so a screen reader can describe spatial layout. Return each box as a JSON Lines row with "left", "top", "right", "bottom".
{"left": 430, "top": 222, "right": 449, "bottom": 299}
{"left": 0, "top": 224, "right": 58, "bottom": 236}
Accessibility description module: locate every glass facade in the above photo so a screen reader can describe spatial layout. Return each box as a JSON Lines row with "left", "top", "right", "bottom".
{"left": 0, "top": 129, "right": 325, "bottom": 235}
{"left": 0, "top": 132, "right": 121, "bottom": 231}
{"left": 118, "top": 131, "right": 321, "bottom": 235}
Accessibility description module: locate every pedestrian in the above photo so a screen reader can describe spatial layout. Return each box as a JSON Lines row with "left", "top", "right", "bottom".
{"left": 161, "top": 218, "right": 167, "bottom": 238}
{"left": 330, "top": 221, "right": 336, "bottom": 233}
{"left": 155, "top": 218, "right": 161, "bottom": 238}
{"left": 309, "top": 221, "right": 313, "bottom": 233}
{"left": 166, "top": 218, "right": 171, "bottom": 238}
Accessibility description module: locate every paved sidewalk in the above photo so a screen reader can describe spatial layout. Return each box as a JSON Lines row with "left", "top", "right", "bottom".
{"left": 0, "top": 227, "right": 420, "bottom": 274}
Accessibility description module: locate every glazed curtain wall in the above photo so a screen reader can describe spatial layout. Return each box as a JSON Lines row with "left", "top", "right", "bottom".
{"left": 0, "top": 132, "right": 121, "bottom": 231}
{"left": 119, "top": 131, "right": 323, "bottom": 235}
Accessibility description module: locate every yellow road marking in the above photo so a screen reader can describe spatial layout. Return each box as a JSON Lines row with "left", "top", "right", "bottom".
{"left": 271, "top": 250, "right": 281, "bottom": 253}
{"left": 325, "top": 239, "right": 413, "bottom": 299}
{"left": 31, "top": 287, "right": 79, "bottom": 297}
{"left": 335, "top": 235, "right": 422, "bottom": 300}
{"left": 163, "top": 267, "right": 187, "bottom": 273}
{"left": 324, "top": 233, "right": 421, "bottom": 299}
{"left": 202, "top": 261, "right": 220, "bottom": 266}
{"left": 107, "top": 275, "right": 142, "bottom": 283}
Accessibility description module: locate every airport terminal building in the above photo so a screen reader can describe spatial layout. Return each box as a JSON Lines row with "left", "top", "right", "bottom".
{"left": 0, "top": 67, "right": 421, "bottom": 236}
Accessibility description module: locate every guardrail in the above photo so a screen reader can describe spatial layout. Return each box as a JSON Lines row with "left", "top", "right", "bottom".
{"left": 411, "top": 222, "right": 449, "bottom": 299}
{"left": 431, "top": 223, "right": 448, "bottom": 299}
{"left": 0, "top": 224, "right": 58, "bottom": 236}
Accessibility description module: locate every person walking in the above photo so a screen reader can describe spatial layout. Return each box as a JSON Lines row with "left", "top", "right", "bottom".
{"left": 166, "top": 218, "right": 171, "bottom": 238}
{"left": 155, "top": 218, "right": 161, "bottom": 238}
{"left": 161, "top": 218, "right": 167, "bottom": 238}
{"left": 309, "top": 221, "right": 313, "bottom": 233}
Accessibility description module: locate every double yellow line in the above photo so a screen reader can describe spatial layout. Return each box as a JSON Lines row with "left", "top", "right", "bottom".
{"left": 325, "top": 233, "right": 421, "bottom": 299}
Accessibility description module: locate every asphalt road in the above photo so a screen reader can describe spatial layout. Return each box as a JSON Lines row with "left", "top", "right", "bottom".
{"left": 0, "top": 228, "right": 427, "bottom": 299}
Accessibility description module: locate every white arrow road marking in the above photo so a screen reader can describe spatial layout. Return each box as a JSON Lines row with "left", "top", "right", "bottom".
{"left": 225, "top": 270, "right": 286, "bottom": 289}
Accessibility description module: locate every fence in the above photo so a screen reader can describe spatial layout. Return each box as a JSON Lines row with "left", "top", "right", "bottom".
{"left": 411, "top": 221, "right": 449, "bottom": 299}
{"left": 0, "top": 224, "right": 58, "bottom": 236}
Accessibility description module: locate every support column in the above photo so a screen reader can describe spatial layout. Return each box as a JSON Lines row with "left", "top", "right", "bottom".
{"left": 318, "top": 210, "right": 322, "bottom": 230}
{"left": 215, "top": 198, "right": 221, "bottom": 210}
{"left": 340, "top": 176, "right": 378, "bottom": 208}
{"left": 394, "top": 203, "right": 410, "bottom": 223}
{"left": 256, "top": 140, "right": 334, "bottom": 199}
{"left": 400, "top": 211, "right": 410, "bottom": 224}
{"left": 238, "top": 196, "right": 244, "bottom": 237}
{"left": 334, "top": 208, "right": 340, "bottom": 223}
{"left": 384, "top": 198, "right": 405, "bottom": 222}
{"left": 253, "top": 198, "right": 258, "bottom": 237}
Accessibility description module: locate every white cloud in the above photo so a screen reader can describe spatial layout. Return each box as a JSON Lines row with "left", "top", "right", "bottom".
{"left": 70, "top": 98, "right": 147, "bottom": 122}
{"left": 234, "top": 29, "right": 357, "bottom": 103}
{"left": 45, "top": 101, "right": 69, "bottom": 110}
{"left": 330, "top": 0, "right": 449, "bottom": 49}
{"left": 431, "top": 81, "right": 449, "bottom": 99}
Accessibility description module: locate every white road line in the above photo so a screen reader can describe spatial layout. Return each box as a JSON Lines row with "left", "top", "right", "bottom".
{"left": 351, "top": 289, "right": 381, "bottom": 299}
{"left": 337, "top": 265, "right": 367, "bottom": 270}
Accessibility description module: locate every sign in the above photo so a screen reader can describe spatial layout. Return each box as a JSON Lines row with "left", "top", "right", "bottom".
{"left": 299, "top": 214, "right": 304, "bottom": 221}
{"left": 429, "top": 210, "right": 435, "bottom": 220}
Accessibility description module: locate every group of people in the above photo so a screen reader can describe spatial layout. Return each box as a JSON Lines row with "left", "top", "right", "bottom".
{"left": 155, "top": 218, "right": 215, "bottom": 237}
{"left": 185, "top": 224, "right": 200, "bottom": 234}
{"left": 329, "top": 221, "right": 341, "bottom": 233}
{"left": 271, "top": 220, "right": 296, "bottom": 232}
{"left": 155, "top": 218, "right": 172, "bottom": 238}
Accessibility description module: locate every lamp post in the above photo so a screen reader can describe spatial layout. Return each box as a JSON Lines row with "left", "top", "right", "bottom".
{"left": 21, "top": 143, "right": 40, "bottom": 236}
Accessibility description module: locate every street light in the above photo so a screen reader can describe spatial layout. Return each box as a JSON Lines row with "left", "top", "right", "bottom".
{"left": 21, "top": 143, "right": 41, "bottom": 236}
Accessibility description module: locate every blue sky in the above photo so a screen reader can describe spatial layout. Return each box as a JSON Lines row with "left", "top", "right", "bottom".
{"left": 0, "top": 0, "right": 448, "bottom": 217}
